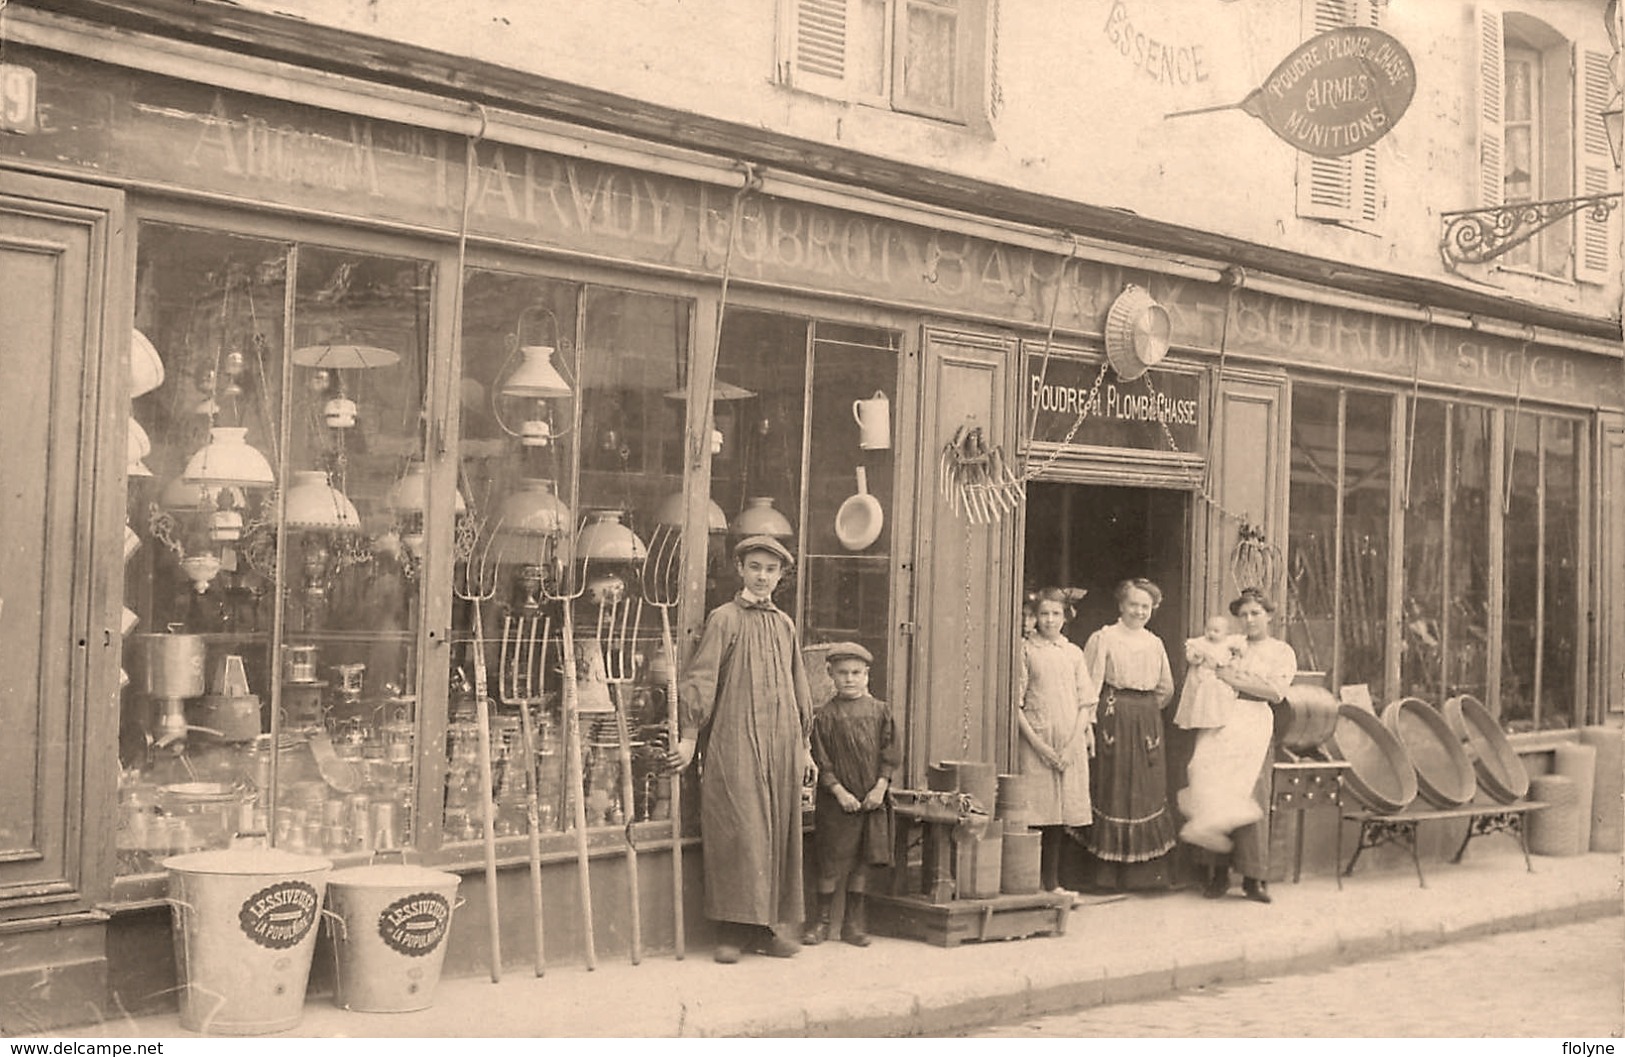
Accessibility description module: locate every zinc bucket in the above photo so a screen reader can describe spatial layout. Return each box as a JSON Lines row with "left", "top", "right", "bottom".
{"left": 164, "top": 848, "right": 332, "bottom": 1035}
{"left": 325, "top": 864, "right": 461, "bottom": 1012}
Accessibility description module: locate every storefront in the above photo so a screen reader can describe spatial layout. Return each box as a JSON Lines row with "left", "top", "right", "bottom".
{"left": 1, "top": 9, "right": 1619, "bottom": 1030}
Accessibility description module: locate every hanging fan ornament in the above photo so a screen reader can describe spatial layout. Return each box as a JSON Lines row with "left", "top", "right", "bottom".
{"left": 938, "top": 423, "right": 1024, "bottom": 524}
{"left": 1104, "top": 285, "right": 1171, "bottom": 382}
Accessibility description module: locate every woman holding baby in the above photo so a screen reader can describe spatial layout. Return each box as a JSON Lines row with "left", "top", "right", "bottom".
{"left": 1175, "top": 587, "right": 1296, "bottom": 904}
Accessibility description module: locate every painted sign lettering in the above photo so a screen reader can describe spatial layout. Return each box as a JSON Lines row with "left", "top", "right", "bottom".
{"left": 378, "top": 891, "right": 452, "bottom": 957}
{"left": 238, "top": 880, "right": 320, "bottom": 950}
{"left": 2, "top": 46, "right": 1613, "bottom": 408}
{"left": 1168, "top": 28, "right": 1414, "bottom": 157}
{"left": 1025, "top": 354, "right": 1202, "bottom": 453}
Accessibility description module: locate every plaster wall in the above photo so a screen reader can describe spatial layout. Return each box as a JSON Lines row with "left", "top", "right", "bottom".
{"left": 228, "top": 0, "right": 1620, "bottom": 318}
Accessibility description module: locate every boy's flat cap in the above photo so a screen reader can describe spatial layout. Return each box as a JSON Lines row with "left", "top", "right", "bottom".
{"left": 824, "top": 641, "right": 873, "bottom": 665}
{"left": 733, "top": 534, "right": 794, "bottom": 566}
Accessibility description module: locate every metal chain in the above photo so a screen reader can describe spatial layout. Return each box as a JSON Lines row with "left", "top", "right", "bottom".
{"left": 1020, "top": 359, "right": 1110, "bottom": 482}
{"left": 959, "top": 515, "right": 974, "bottom": 758}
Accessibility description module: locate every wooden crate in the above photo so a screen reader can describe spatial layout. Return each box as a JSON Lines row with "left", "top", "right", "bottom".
{"left": 868, "top": 890, "right": 1070, "bottom": 947}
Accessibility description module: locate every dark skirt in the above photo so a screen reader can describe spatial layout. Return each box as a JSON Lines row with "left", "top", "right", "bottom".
{"left": 1086, "top": 685, "right": 1178, "bottom": 866}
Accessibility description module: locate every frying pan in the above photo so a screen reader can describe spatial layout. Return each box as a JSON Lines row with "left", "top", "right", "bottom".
{"left": 835, "top": 467, "right": 883, "bottom": 551}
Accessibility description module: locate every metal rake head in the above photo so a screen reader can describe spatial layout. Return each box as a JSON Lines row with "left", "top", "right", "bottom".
{"left": 453, "top": 514, "right": 502, "bottom": 603}
{"left": 539, "top": 515, "right": 591, "bottom": 604}
{"left": 640, "top": 524, "right": 682, "bottom": 609}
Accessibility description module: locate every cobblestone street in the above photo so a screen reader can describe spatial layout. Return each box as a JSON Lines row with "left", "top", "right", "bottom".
{"left": 968, "top": 919, "right": 1625, "bottom": 1038}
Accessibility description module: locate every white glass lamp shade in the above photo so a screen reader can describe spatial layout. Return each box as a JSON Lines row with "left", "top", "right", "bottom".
{"left": 576, "top": 509, "right": 647, "bottom": 562}
{"left": 502, "top": 346, "right": 572, "bottom": 399}
{"left": 386, "top": 459, "right": 467, "bottom": 515}
{"left": 126, "top": 417, "right": 153, "bottom": 477}
{"left": 130, "top": 329, "right": 166, "bottom": 399}
{"left": 496, "top": 478, "right": 572, "bottom": 537}
{"left": 284, "top": 470, "right": 362, "bottom": 531}
{"left": 183, "top": 427, "right": 276, "bottom": 489}
{"left": 654, "top": 491, "right": 727, "bottom": 532}
{"left": 729, "top": 496, "right": 794, "bottom": 539}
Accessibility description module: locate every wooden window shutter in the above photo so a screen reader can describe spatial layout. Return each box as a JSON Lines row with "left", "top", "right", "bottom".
{"left": 1574, "top": 46, "right": 1616, "bottom": 283}
{"left": 1295, "top": 0, "right": 1373, "bottom": 223}
{"left": 1476, "top": 5, "right": 1505, "bottom": 210}
{"left": 783, "top": 0, "right": 851, "bottom": 97}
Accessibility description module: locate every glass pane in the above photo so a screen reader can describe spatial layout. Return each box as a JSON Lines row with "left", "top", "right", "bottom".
{"left": 279, "top": 245, "right": 430, "bottom": 856}
{"left": 900, "top": 0, "right": 957, "bottom": 111}
{"left": 1401, "top": 400, "right": 1447, "bottom": 702}
{"left": 1502, "top": 411, "right": 1541, "bottom": 730}
{"left": 120, "top": 224, "right": 289, "bottom": 874}
{"left": 1504, "top": 56, "right": 1533, "bottom": 123}
{"left": 1541, "top": 418, "right": 1581, "bottom": 729}
{"left": 803, "top": 323, "right": 900, "bottom": 690}
{"left": 1448, "top": 406, "right": 1492, "bottom": 700}
{"left": 852, "top": 0, "right": 890, "bottom": 99}
{"left": 1287, "top": 385, "right": 1339, "bottom": 678}
{"left": 710, "top": 310, "right": 807, "bottom": 616}
{"left": 575, "top": 287, "right": 690, "bottom": 827}
{"left": 1341, "top": 391, "right": 1391, "bottom": 695}
{"left": 453, "top": 270, "right": 580, "bottom": 841}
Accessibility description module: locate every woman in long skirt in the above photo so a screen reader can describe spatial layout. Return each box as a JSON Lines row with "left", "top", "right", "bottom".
{"left": 1190, "top": 587, "right": 1298, "bottom": 903}
{"left": 1082, "top": 578, "right": 1176, "bottom": 890}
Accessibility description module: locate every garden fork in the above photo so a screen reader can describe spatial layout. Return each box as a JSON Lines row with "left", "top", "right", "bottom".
{"left": 641, "top": 523, "right": 686, "bottom": 959}
{"left": 541, "top": 532, "right": 597, "bottom": 970}
{"left": 589, "top": 569, "right": 643, "bottom": 965}
{"left": 454, "top": 512, "right": 503, "bottom": 983}
{"left": 499, "top": 581, "right": 551, "bottom": 978}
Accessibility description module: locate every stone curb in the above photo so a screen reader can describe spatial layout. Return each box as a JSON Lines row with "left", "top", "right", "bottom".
{"left": 747, "top": 894, "right": 1624, "bottom": 1038}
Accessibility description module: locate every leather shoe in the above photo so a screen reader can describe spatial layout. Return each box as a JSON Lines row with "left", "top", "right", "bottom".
{"left": 1203, "top": 865, "right": 1230, "bottom": 899}
{"left": 1242, "top": 877, "right": 1272, "bottom": 904}
{"left": 747, "top": 928, "right": 801, "bottom": 958}
{"left": 802, "top": 920, "right": 829, "bottom": 946}
{"left": 713, "top": 943, "right": 741, "bottom": 964}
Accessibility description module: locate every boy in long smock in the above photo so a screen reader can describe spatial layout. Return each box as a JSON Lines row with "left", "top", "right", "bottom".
{"left": 667, "top": 535, "right": 815, "bottom": 964}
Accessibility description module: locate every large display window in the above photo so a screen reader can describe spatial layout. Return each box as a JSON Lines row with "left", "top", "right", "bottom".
{"left": 119, "top": 222, "right": 431, "bottom": 875}
{"left": 710, "top": 310, "right": 901, "bottom": 693}
{"left": 1286, "top": 379, "right": 1587, "bottom": 728}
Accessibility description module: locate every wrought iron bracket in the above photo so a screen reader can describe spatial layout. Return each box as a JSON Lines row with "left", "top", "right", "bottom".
{"left": 1439, "top": 192, "right": 1622, "bottom": 271}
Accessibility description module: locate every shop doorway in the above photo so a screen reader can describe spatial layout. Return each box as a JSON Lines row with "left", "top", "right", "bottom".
{"left": 1021, "top": 481, "right": 1197, "bottom": 890}
{"left": 1023, "top": 482, "right": 1191, "bottom": 645}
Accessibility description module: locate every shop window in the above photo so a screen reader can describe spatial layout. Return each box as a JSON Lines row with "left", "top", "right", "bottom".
{"left": 455, "top": 273, "right": 691, "bottom": 839}
{"left": 1295, "top": 0, "right": 1381, "bottom": 226}
{"left": 1475, "top": 9, "right": 1615, "bottom": 281}
{"left": 778, "top": 0, "right": 991, "bottom": 126}
{"left": 1285, "top": 384, "right": 1392, "bottom": 698}
{"left": 119, "top": 223, "right": 430, "bottom": 876}
{"left": 1502, "top": 415, "right": 1585, "bottom": 731}
{"left": 710, "top": 310, "right": 900, "bottom": 697}
{"left": 1401, "top": 402, "right": 1492, "bottom": 704}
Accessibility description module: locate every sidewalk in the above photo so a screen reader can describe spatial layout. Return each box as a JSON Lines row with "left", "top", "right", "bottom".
{"left": 75, "top": 848, "right": 1625, "bottom": 1038}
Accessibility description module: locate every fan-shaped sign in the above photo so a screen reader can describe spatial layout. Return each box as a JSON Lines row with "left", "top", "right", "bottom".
{"left": 1168, "top": 27, "right": 1416, "bottom": 159}
{"left": 1242, "top": 27, "right": 1415, "bottom": 157}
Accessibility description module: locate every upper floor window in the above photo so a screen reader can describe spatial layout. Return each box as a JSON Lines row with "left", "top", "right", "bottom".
{"left": 1476, "top": 8, "right": 1618, "bottom": 282}
{"left": 777, "top": 0, "right": 991, "bottom": 126}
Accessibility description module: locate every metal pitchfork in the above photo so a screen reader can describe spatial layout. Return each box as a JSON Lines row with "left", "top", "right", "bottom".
{"left": 499, "top": 562, "right": 551, "bottom": 978}
{"left": 641, "top": 523, "right": 686, "bottom": 959}
{"left": 589, "top": 566, "right": 643, "bottom": 965}
{"left": 453, "top": 513, "right": 503, "bottom": 983}
{"left": 541, "top": 531, "right": 597, "bottom": 971}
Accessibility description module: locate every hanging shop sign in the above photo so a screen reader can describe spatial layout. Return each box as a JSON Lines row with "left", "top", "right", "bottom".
{"left": 1024, "top": 353, "right": 1201, "bottom": 453}
{"left": 1168, "top": 27, "right": 1415, "bottom": 157}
